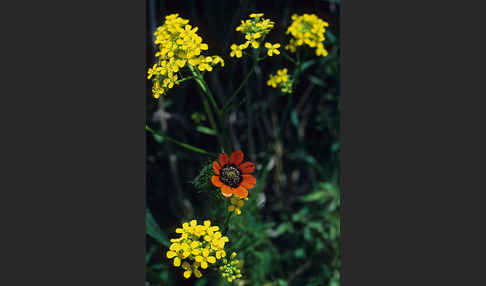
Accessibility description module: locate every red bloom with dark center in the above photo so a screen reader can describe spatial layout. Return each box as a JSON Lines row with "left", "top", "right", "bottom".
{"left": 211, "top": 150, "right": 256, "bottom": 198}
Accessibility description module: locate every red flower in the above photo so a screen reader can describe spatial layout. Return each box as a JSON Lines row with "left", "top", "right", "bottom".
{"left": 211, "top": 150, "right": 256, "bottom": 198}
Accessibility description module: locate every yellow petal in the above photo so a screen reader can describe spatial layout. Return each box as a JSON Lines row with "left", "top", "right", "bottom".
{"left": 174, "top": 257, "right": 181, "bottom": 267}
{"left": 183, "top": 270, "right": 192, "bottom": 279}
{"left": 201, "top": 261, "right": 208, "bottom": 269}
{"left": 166, "top": 251, "right": 177, "bottom": 259}
{"left": 207, "top": 256, "right": 216, "bottom": 263}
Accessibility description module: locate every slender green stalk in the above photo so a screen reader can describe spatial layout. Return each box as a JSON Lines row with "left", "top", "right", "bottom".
{"left": 189, "top": 66, "right": 221, "bottom": 115}
{"left": 222, "top": 64, "right": 256, "bottom": 114}
{"left": 145, "top": 125, "right": 217, "bottom": 157}
{"left": 198, "top": 91, "right": 225, "bottom": 148}
{"left": 175, "top": 76, "right": 193, "bottom": 84}
{"left": 188, "top": 64, "right": 231, "bottom": 152}
{"left": 222, "top": 212, "right": 233, "bottom": 236}
{"left": 280, "top": 50, "right": 301, "bottom": 135}
{"left": 282, "top": 51, "right": 297, "bottom": 64}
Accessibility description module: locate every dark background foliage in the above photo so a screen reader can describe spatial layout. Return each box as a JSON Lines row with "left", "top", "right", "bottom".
{"left": 146, "top": 0, "right": 340, "bottom": 285}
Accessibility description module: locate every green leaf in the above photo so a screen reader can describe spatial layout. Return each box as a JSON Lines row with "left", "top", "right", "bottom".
{"left": 146, "top": 208, "right": 170, "bottom": 247}
{"left": 274, "top": 223, "right": 293, "bottom": 236}
{"left": 300, "top": 191, "right": 327, "bottom": 203}
{"left": 152, "top": 133, "right": 164, "bottom": 143}
{"left": 146, "top": 244, "right": 158, "bottom": 264}
{"left": 300, "top": 59, "right": 317, "bottom": 72}
{"left": 326, "top": 30, "right": 338, "bottom": 44}
{"left": 331, "top": 141, "right": 340, "bottom": 152}
{"left": 290, "top": 110, "right": 299, "bottom": 128}
{"left": 196, "top": 126, "right": 216, "bottom": 135}
{"left": 294, "top": 248, "right": 306, "bottom": 259}
{"left": 194, "top": 278, "right": 207, "bottom": 286}
{"left": 309, "top": 75, "right": 325, "bottom": 87}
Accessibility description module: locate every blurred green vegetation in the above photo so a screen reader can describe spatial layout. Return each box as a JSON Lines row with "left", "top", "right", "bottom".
{"left": 146, "top": 0, "right": 340, "bottom": 285}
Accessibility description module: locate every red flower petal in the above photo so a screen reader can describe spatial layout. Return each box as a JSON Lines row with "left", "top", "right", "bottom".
{"left": 229, "top": 150, "right": 244, "bottom": 166}
{"left": 232, "top": 185, "right": 248, "bottom": 198}
{"left": 221, "top": 185, "right": 233, "bottom": 197}
{"left": 219, "top": 153, "right": 229, "bottom": 166}
{"left": 211, "top": 176, "right": 223, "bottom": 187}
{"left": 212, "top": 161, "right": 221, "bottom": 175}
{"left": 239, "top": 161, "right": 255, "bottom": 174}
{"left": 241, "top": 174, "right": 256, "bottom": 189}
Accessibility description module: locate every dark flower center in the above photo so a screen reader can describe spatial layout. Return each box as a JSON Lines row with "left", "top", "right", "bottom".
{"left": 219, "top": 164, "right": 242, "bottom": 188}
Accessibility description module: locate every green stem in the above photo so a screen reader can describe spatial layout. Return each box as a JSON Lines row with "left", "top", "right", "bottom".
{"left": 175, "top": 76, "right": 193, "bottom": 84}
{"left": 222, "top": 62, "right": 257, "bottom": 114}
{"left": 280, "top": 50, "right": 301, "bottom": 135}
{"left": 145, "top": 125, "right": 217, "bottom": 157}
{"left": 282, "top": 51, "right": 297, "bottom": 64}
{"left": 188, "top": 64, "right": 231, "bottom": 152}
{"left": 190, "top": 66, "right": 221, "bottom": 115}
{"left": 222, "top": 212, "right": 233, "bottom": 236}
{"left": 198, "top": 92, "right": 225, "bottom": 149}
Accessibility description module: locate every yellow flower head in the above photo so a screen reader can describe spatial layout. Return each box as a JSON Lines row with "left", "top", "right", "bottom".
{"left": 264, "top": 42, "right": 281, "bottom": 57}
{"left": 267, "top": 68, "right": 293, "bottom": 93}
{"left": 285, "top": 13, "right": 329, "bottom": 57}
{"left": 230, "top": 13, "right": 275, "bottom": 58}
{"left": 148, "top": 14, "right": 224, "bottom": 98}
{"left": 166, "top": 220, "right": 229, "bottom": 279}
{"left": 230, "top": 44, "right": 243, "bottom": 58}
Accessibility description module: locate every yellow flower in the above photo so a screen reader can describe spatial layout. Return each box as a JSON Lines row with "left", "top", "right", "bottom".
{"left": 152, "top": 81, "right": 164, "bottom": 99}
{"left": 198, "top": 56, "right": 213, "bottom": 71}
{"left": 166, "top": 220, "right": 228, "bottom": 279}
{"left": 194, "top": 247, "right": 216, "bottom": 269}
{"left": 285, "top": 14, "right": 329, "bottom": 57}
{"left": 182, "top": 261, "right": 202, "bottom": 279}
{"left": 212, "top": 56, "right": 225, "bottom": 67}
{"left": 265, "top": 42, "right": 281, "bottom": 56}
{"left": 147, "top": 64, "right": 158, "bottom": 79}
{"left": 230, "top": 44, "right": 243, "bottom": 58}
{"left": 148, "top": 14, "right": 223, "bottom": 98}
{"left": 230, "top": 13, "right": 275, "bottom": 58}
{"left": 267, "top": 68, "right": 293, "bottom": 93}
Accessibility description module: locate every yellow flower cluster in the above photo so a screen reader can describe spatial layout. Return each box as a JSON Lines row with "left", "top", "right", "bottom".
{"left": 267, "top": 68, "right": 293, "bottom": 93}
{"left": 166, "top": 220, "right": 229, "bottom": 279}
{"left": 285, "top": 14, "right": 329, "bottom": 57}
{"left": 230, "top": 13, "right": 280, "bottom": 58}
{"left": 219, "top": 252, "right": 243, "bottom": 282}
{"left": 148, "top": 14, "right": 224, "bottom": 98}
{"left": 228, "top": 197, "right": 248, "bottom": 215}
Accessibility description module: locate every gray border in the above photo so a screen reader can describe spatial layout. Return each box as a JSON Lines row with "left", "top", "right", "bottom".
{"left": 1, "top": 0, "right": 146, "bottom": 284}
